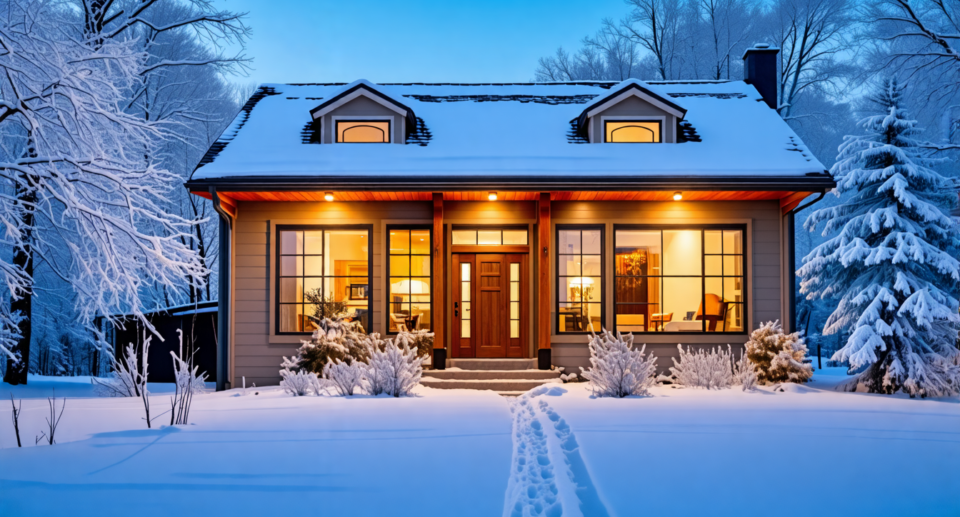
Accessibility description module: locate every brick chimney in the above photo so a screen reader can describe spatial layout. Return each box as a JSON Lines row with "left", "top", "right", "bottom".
{"left": 743, "top": 44, "right": 779, "bottom": 110}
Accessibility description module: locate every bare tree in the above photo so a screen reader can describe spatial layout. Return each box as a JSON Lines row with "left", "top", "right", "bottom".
{"left": 617, "top": 0, "right": 686, "bottom": 80}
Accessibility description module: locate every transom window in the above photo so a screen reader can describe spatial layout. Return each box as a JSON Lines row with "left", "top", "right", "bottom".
{"left": 276, "top": 226, "right": 372, "bottom": 333}
{"left": 614, "top": 227, "right": 745, "bottom": 333}
{"left": 452, "top": 229, "right": 528, "bottom": 245}
{"left": 557, "top": 226, "right": 603, "bottom": 333}
{"left": 336, "top": 120, "right": 391, "bottom": 143}
{"left": 605, "top": 121, "right": 661, "bottom": 143}
{"left": 388, "top": 228, "right": 432, "bottom": 333}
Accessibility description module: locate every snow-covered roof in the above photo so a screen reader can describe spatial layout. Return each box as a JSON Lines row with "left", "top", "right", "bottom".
{"left": 188, "top": 81, "right": 830, "bottom": 189}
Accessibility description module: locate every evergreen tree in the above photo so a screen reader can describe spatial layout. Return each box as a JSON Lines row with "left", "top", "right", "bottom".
{"left": 799, "top": 77, "right": 960, "bottom": 397}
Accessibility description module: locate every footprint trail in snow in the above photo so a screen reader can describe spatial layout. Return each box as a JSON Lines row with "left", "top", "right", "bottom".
{"left": 502, "top": 387, "right": 611, "bottom": 517}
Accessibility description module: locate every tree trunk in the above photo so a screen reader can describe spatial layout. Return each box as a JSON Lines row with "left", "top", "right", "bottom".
{"left": 4, "top": 179, "right": 35, "bottom": 385}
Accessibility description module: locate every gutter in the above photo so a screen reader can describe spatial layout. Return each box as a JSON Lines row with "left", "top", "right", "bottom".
{"left": 210, "top": 187, "right": 233, "bottom": 392}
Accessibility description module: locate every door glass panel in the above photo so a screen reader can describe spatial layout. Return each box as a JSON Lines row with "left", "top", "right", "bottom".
{"left": 509, "top": 261, "right": 520, "bottom": 338}
{"left": 460, "top": 262, "right": 471, "bottom": 338}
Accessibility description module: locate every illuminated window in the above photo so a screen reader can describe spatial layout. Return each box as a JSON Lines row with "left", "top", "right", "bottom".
{"left": 605, "top": 121, "right": 661, "bottom": 143}
{"left": 336, "top": 120, "right": 390, "bottom": 143}
{"left": 277, "top": 226, "right": 371, "bottom": 333}
{"left": 451, "top": 229, "right": 528, "bottom": 245}
{"left": 557, "top": 226, "right": 603, "bottom": 334}
{"left": 614, "top": 227, "right": 744, "bottom": 333}
{"left": 388, "top": 227, "right": 432, "bottom": 333}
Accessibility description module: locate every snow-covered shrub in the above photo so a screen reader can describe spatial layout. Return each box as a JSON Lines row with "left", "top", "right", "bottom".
{"left": 92, "top": 341, "right": 147, "bottom": 398}
{"left": 169, "top": 330, "right": 208, "bottom": 425}
{"left": 297, "top": 317, "right": 369, "bottom": 375}
{"left": 799, "top": 78, "right": 960, "bottom": 398}
{"left": 280, "top": 355, "right": 322, "bottom": 396}
{"left": 745, "top": 321, "right": 813, "bottom": 384}
{"left": 365, "top": 334, "right": 425, "bottom": 397}
{"left": 579, "top": 329, "right": 657, "bottom": 397}
{"left": 734, "top": 350, "right": 757, "bottom": 391}
{"left": 667, "top": 344, "right": 734, "bottom": 389}
{"left": 560, "top": 372, "right": 579, "bottom": 383}
{"left": 323, "top": 359, "right": 364, "bottom": 396}
{"left": 394, "top": 329, "right": 434, "bottom": 359}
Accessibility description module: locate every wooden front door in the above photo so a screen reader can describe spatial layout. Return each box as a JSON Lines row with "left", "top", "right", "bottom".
{"left": 452, "top": 253, "right": 528, "bottom": 358}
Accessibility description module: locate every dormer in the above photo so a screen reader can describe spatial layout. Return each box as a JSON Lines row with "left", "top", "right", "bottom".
{"left": 576, "top": 79, "right": 686, "bottom": 143}
{"left": 309, "top": 80, "right": 416, "bottom": 144}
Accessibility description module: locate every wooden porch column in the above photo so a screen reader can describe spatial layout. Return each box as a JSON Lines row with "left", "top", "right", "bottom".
{"left": 432, "top": 192, "right": 446, "bottom": 369}
{"left": 537, "top": 192, "right": 551, "bottom": 370}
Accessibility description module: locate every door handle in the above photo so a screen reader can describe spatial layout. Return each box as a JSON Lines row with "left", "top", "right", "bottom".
{"left": 454, "top": 309, "right": 459, "bottom": 317}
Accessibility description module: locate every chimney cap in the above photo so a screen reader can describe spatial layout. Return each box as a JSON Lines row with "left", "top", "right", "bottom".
{"left": 742, "top": 43, "right": 779, "bottom": 60}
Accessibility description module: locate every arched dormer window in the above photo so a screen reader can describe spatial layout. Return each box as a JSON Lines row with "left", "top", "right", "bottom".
{"left": 605, "top": 121, "right": 661, "bottom": 143}
{"left": 337, "top": 120, "right": 391, "bottom": 143}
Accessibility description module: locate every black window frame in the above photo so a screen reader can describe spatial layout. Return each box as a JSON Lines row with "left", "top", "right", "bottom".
{"left": 274, "top": 224, "right": 374, "bottom": 335}
{"left": 555, "top": 224, "right": 605, "bottom": 335}
{"left": 335, "top": 119, "right": 392, "bottom": 143}
{"left": 385, "top": 224, "right": 433, "bottom": 335}
{"left": 603, "top": 119, "right": 663, "bottom": 143}
{"left": 612, "top": 224, "right": 747, "bottom": 335}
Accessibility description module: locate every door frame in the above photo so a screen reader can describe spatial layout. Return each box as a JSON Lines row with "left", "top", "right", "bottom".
{"left": 451, "top": 248, "right": 530, "bottom": 358}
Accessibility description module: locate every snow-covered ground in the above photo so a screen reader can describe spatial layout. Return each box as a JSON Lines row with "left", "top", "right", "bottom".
{"left": 1, "top": 371, "right": 958, "bottom": 517}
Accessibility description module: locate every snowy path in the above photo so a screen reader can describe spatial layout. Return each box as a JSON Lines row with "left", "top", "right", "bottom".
{"left": 503, "top": 385, "right": 611, "bottom": 517}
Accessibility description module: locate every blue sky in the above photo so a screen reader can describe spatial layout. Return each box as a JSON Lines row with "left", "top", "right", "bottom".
{"left": 221, "top": 0, "right": 627, "bottom": 84}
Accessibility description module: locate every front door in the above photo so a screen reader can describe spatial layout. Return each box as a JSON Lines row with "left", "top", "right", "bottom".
{"left": 452, "top": 253, "right": 527, "bottom": 358}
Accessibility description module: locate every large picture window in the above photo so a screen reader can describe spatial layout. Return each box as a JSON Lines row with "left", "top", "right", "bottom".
{"left": 614, "top": 227, "right": 744, "bottom": 333}
{"left": 276, "top": 226, "right": 372, "bottom": 334}
{"left": 387, "top": 227, "right": 432, "bottom": 333}
{"left": 557, "top": 226, "right": 603, "bottom": 333}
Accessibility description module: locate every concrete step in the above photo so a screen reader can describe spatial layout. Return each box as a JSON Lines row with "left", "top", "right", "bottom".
{"left": 496, "top": 391, "right": 527, "bottom": 397}
{"left": 420, "top": 377, "right": 561, "bottom": 391}
{"left": 425, "top": 369, "right": 560, "bottom": 380}
{"left": 446, "top": 358, "right": 537, "bottom": 371}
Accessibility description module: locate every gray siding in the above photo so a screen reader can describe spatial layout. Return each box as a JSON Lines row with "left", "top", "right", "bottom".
{"left": 588, "top": 95, "right": 677, "bottom": 143}
{"left": 320, "top": 95, "right": 404, "bottom": 144}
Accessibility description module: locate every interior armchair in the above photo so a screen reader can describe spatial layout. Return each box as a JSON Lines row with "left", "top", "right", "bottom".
{"left": 696, "top": 293, "right": 729, "bottom": 331}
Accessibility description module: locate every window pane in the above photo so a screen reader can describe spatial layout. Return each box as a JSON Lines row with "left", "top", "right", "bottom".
{"left": 562, "top": 276, "right": 598, "bottom": 303}
{"left": 304, "top": 306, "right": 320, "bottom": 331}
{"left": 502, "top": 230, "right": 527, "bottom": 245}
{"left": 559, "top": 230, "right": 581, "bottom": 255}
{"left": 304, "top": 256, "right": 323, "bottom": 277}
{"left": 280, "top": 278, "right": 302, "bottom": 303}
{"left": 705, "top": 277, "right": 722, "bottom": 300}
{"left": 582, "top": 230, "right": 601, "bottom": 254}
{"left": 410, "top": 256, "right": 430, "bottom": 276}
{"left": 304, "top": 231, "right": 323, "bottom": 255}
{"left": 615, "top": 277, "right": 661, "bottom": 305}
{"left": 705, "top": 256, "right": 722, "bottom": 276}
{"left": 700, "top": 293, "right": 728, "bottom": 332}
{"left": 460, "top": 263, "right": 471, "bottom": 282}
{"left": 510, "top": 282, "right": 519, "bottom": 300}
{"left": 606, "top": 121, "right": 660, "bottom": 143}
{"left": 662, "top": 230, "right": 702, "bottom": 276}
{"left": 723, "top": 230, "right": 743, "bottom": 254}
{"left": 325, "top": 231, "right": 369, "bottom": 277}
{"left": 337, "top": 120, "right": 390, "bottom": 143}
{"left": 559, "top": 256, "right": 581, "bottom": 277}
{"left": 279, "top": 304, "right": 302, "bottom": 332}
{"left": 461, "top": 282, "right": 470, "bottom": 302}
{"left": 724, "top": 255, "right": 742, "bottom": 277}
{"left": 704, "top": 230, "right": 722, "bottom": 254}
{"left": 663, "top": 277, "right": 702, "bottom": 329}
{"left": 724, "top": 303, "right": 745, "bottom": 332}
{"left": 412, "top": 304, "right": 432, "bottom": 331}
{"left": 616, "top": 231, "right": 660, "bottom": 276}
{"left": 411, "top": 230, "right": 430, "bottom": 254}
{"left": 581, "top": 255, "right": 602, "bottom": 276}
{"left": 452, "top": 230, "right": 477, "bottom": 245}
{"left": 390, "top": 256, "right": 410, "bottom": 277}
{"left": 510, "top": 320, "right": 520, "bottom": 339}
{"left": 724, "top": 277, "right": 744, "bottom": 302}
{"left": 303, "top": 278, "right": 322, "bottom": 300}
{"left": 510, "top": 301, "right": 520, "bottom": 319}
{"left": 478, "top": 230, "right": 500, "bottom": 245}
{"left": 280, "top": 256, "right": 302, "bottom": 277}
{"left": 616, "top": 307, "right": 656, "bottom": 332}
{"left": 389, "top": 230, "right": 410, "bottom": 255}
{"left": 584, "top": 304, "right": 602, "bottom": 332}
{"left": 280, "top": 231, "right": 302, "bottom": 255}
{"left": 559, "top": 303, "right": 586, "bottom": 332}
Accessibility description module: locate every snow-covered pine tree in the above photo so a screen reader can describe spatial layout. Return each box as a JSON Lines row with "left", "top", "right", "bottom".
{"left": 799, "top": 77, "right": 960, "bottom": 397}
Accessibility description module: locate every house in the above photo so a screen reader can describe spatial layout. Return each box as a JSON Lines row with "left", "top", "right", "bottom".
{"left": 185, "top": 45, "right": 834, "bottom": 390}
